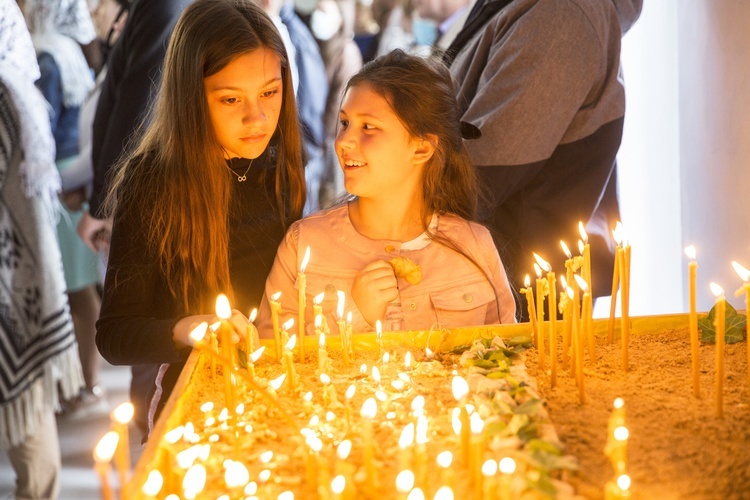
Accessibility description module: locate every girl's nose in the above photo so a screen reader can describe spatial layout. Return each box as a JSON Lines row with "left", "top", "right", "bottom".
{"left": 242, "top": 99, "right": 265, "bottom": 124}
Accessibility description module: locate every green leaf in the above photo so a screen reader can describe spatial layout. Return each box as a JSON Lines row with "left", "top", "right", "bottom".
{"left": 506, "top": 335, "right": 533, "bottom": 346}
{"left": 484, "top": 420, "right": 508, "bottom": 437}
{"left": 527, "top": 439, "right": 561, "bottom": 455}
{"left": 469, "top": 359, "right": 497, "bottom": 369}
{"left": 237, "top": 347, "right": 247, "bottom": 368}
{"left": 514, "top": 398, "right": 542, "bottom": 415}
{"left": 699, "top": 302, "right": 747, "bottom": 343}
{"left": 486, "top": 370, "right": 509, "bottom": 380}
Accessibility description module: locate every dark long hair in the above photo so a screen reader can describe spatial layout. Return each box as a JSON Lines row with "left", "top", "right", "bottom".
{"left": 104, "top": 0, "right": 306, "bottom": 312}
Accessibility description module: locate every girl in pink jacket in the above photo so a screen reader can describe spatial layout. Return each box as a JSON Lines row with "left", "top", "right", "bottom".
{"left": 258, "top": 49, "right": 516, "bottom": 338}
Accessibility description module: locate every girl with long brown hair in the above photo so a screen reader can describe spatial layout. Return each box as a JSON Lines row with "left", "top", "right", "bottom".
{"left": 96, "top": 0, "right": 306, "bottom": 432}
{"left": 258, "top": 49, "right": 514, "bottom": 340}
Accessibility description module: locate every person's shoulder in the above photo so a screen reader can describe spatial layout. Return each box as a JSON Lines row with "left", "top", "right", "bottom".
{"left": 295, "top": 203, "right": 348, "bottom": 230}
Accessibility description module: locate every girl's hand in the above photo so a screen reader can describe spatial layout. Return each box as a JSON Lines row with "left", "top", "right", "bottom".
{"left": 172, "top": 309, "right": 250, "bottom": 350}
{"left": 351, "top": 260, "right": 399, "bottom": 326}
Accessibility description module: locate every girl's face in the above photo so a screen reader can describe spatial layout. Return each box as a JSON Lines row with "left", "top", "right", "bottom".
{"left": 205, "top": 48, "right": 283, "bottom": 160}
{"left": 336, "top": 84, "right": 423, "bottom": 200}
{"left": 91, "top": 0, "right": 126, "bottom": 44}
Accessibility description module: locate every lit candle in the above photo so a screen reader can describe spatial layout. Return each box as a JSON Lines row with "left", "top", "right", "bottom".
{"left": 731, "top": 261, "right": 750, "bottom": 391}
{"left": 318, "top": 326, "right": 328, "bottom": 377}
{"left": 535, "top": 253, "right": 557, "bottom": 386}
{"left": 267, "top": 374, "right": 285, "bottom": 399}
{"left": 575, "top": 274, "right": 595, "bottom": 365}
{"left": 247, "top": 346, "right": 264, "bottom": 380}
{"left": 270, "top": 291, "right": 283, "bottom": 361}
{"left": 336, "top": 291, "right": 350, "bottom": 366}
{"left": 436, "top": 451, "right": 453, "bottom": 491}
{"left": 534, "top": 263, "right": 547, "bottom": 369}
{"left": 344, "top": 384, "right": 355, "bottom": 433}
{"left": 520, "top": 274, "right": 539, "bottom": 344}
{"left": 335, "top": 439, "right": 354, "bottom": 493}
{"left": 346, "top": 311, "right": 354, "bottom": 361}
{"left": 398, "top": 423, "right": 415, "bottom": 472}
{"left": 559, "top": 275, "right": 572, "bottom": 370}
{"left": 497, "top": 457, "right": 516, "bottom": 500}
{"left": 360, "top": 398, "right": 378, "bottom": 491}
{"left": 710, "top": 282, "right": 725, "bottom": 418}
{"left": 434, "top": 486, "right": 454, "bottom": 500}
{"left": 579, "top": 221, "right": 592, "bottom": 292}
{"left": 321, "top": 373, "right": 341, "bottom": 408}
{"left": 216, "top": 294, "right": 235, "bottom": 414}
{"left": 298, "top": 246, "right": 310, "bottom": 363}
{"left": 568, "top": 285, "right": 585, "bottom": 403}
{"left": 608, "top": 226, "right": 622, "bottom": 344}
{"left": 619, "top": 226, "right": 631, "bottom": 371}
{"left": 331, "top": 475, "right": 346, "bottom": 500}
{"left": 469, "top": 412, "right": 485, "bottom": 500}
{"left": 685, "top": 246, "right": 700, "bottom": 397}
{"left": 182, "top": 464, "right": 207, "bottom": 499}
{"left": 111, "top": 402, "right": 134, "bottom": 494}
{"left": 313, "top": 292, "right": 329, "bottom": 336}
{"left": 94, "top": 431, "right": 119, "bottom": 500}
{"left": 452, "top": 376, "right": 470, "bottom": 465}
{"left": 224, "top": 459, "right": 250, "bottom": 492}
{"left": 414, "top": 415, "right": 428, "bottom": 489}
{"left": 283, "top": 329, "right": 299, "bottom": 391}
{"left": 481, "top": 459, "right": 498, "bottom": 500}
{"left": 604, "top": 474, "right": 631, "bottom": 500}
{"left": 246, "top": 308, "right": 259, "bottom": 375}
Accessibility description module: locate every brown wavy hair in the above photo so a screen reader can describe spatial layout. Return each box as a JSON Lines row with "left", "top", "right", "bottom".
{"left": 104, "top": 0, "right": 306, "bottom": 312}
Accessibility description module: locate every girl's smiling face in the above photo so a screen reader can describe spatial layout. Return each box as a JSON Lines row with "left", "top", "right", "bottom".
{"left": 205, "top": 48, "right": 283, "bottom": 159}
{"left": 335, "top": 84, "right": 423, "bottom": 201}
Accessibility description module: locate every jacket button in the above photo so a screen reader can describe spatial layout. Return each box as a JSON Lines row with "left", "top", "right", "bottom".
{"left": 325, "top": 284, "right": 336, "bottom": 295}
{"left": 409, "top": 302, "right": 417, "bottom": 310}
{"left": 463, "top": 293, "right": 474, "bottom": 303}
{"left": 385, "top": 244, "right": 396, "bottom": 253}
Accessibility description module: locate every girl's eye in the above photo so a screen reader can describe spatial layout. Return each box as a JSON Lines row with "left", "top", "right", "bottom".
{"left": 339, "top": 119, "right": 349, "bottom": 129}
{"left": 221, "top": 97, "right": 238, "bottom": 105}
{"left": 362, "top": 123, "right": 377, "bottom": 131}
{"left": 261, "top": 89, "right": 280, "bottom": 98}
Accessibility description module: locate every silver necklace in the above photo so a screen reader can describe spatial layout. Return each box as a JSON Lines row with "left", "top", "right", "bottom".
{"left": 225, "top": 159, "right": 254, "bottom": 182}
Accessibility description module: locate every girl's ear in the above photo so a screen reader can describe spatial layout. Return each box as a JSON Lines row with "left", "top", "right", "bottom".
{"left": 412, "top": 133, "right": 437, "bottom": 166}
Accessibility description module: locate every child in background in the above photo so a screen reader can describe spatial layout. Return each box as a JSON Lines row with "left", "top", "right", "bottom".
{"left": 258, "top": 49, "right": 515, "bottom": 340}
{"left": 95, "top": 0, "right": 306, "bottom": 434}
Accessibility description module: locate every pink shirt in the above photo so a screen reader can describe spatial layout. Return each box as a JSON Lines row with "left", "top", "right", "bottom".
{"left": 257, "top": 203, "right": 516, "bottom": 338}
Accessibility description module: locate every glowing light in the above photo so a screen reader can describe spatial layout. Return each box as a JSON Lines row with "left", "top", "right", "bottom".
{"left": 452, "top": 376, "right": 469, "bottom": 401}
{"left": 215, "top": 294, "right": 231, "bottom": 320}
{"left": 300, "top": 246, "right": 311, "bottom": 273}
{"left": 396, "top": 470, "right": 415, "bottom": 493}
{"left": 141, "top": 470, "right": 163, "bottom": 496}
{"left": 498, "top": 457, "right": 516, "bottom": 474}
{"left": 94, "top": 431, "right": 119, "bottom": 463}
{"left": 112, "top": 402, "right": 134, "bottom": 424}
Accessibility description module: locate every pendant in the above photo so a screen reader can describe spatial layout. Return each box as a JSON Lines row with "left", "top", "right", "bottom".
{"left": 238, "top": 175, "right": 247, "bottom": 182}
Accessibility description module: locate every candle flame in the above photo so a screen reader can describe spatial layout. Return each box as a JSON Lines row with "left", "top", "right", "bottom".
{"left": 360, "top": 364, "right": 368, "bottom": 375}
{"left": 416, "top": 415, "right": 428, "bottom": 444}
{"left": 94, "top": 430, "right": 119, "bottom": 463}
{"left": 337, "top": 439, "right": 352, "bottom": 459}
{"left": 732, "top": 261, "right": 750, "bottom": 282}
{"left": 142, "top": 470, "right": 164, "bottom": 496}
{"left": 375, "top": 390, "right": 388, "bottom": 402}
{"left": 452, "top": 376, "right": 469, "bottom": 400}
{"left": 282, "top": 318, "right": 294, "bottom": 332}
{"left": 269, "top": 374, "right": 286, "bottom": 390}
{"left": 244, "top": 482, "right": 258, "bottom": 496}
{"left": 300, "top": 246, "right": 311, "bottom": 273}
{"left": 437, "top": 451, "right": 453, "bottom": 468}
{"left": 498, "top": 457, "right": 516, "bottom": 474}
{"left": 248, "top": 308, "right": 258, "bottom": 323}
{"left": 189, "top": 322, "right": 209, "bottom": 345}
{"left": 709, "top": 282, "right": 724, "bottom": 297}
{"left": 383, "top": 352, "right": 390, "bottom": 363}
{"left": 574, "top": 274, "right": 589, "bottom": 293}
{"left": 360, "top": 397, "right": 377, "bottom": 418}
{"left": 337, "top": 290, "right": 345, "bottom": 319}
{"left": 396, "top": 470, "right": 416, "bottom": 493}
{"left": 614, "top": 397, "right": 624, "bottom": 409}
{"left": 612, "top": 221, "right": 624, "bottom": 245}
{"left": 285, "top": 334, "right": 297, "bottom": 351}
{"left": 560, "top": 275, "right": 567, "bottom": 289}
{"left": 163, "top": 426, "right": 185, "bottom": 444}
{"left": 407, "top": 488, "right": 425, "bottom": 500}
{"left": 331, "top": 475, "right": 346, "bottom": 495}
{"left": 404, "top": 351, "right": 412, "bottom": 368}
{"left": 451, "top": 407, "right": 461, "bottom": 435}
{"left": 346, "top": 311, "right": 352, "bottom": 324}
{"left": 376, "top": 319, "right": 382, "bottom": 336}
{"left": 320, "top": 373, "right": 330, "bottom": 385}
{"left": 578, "top": 221, "right": 588, "bottom": 243}
{"left": 533, "top": 252, "right": 551, "bottom": 272}
{"left": 209, "top": 321, "right": 220, "bottom": 332}
{"left": 399, "top": 422, "right": 415, "bottom": 448}
{"left": 315, "top": 314, "right": 323, "bottom": 329}
{"left": 250, "top": 346, "right": 265, "bottom": 362}
{"left": 215, "top": 294, "right": 232, "bottom": 320}
{"left": 182, "top": 464, "right": 207, "bottom": 498}
{"left": 200, "top": 402, "right": 214, "bottom": 413}
{"left": 617, "top": 474, "right": 631, "bottom": 491}
{"left": 371, "top": 365, "right": 381, "bottom": 383}
{"left": 614, "top": 426, "right": 629, "bottom": 441}
{"left": 684, "top": 245, "right": 696, "bottom": 261}
{"left": 482, "top": 459, "right": 498, "bottom": 477}
{"left": 469, "top": 412, "right": 484, "bottom": 433}
{"left": 271, "top": 291, "right": 281, "bottom": 301}
{"left": 578, "top": 239, "right": 585, "bottom": 256}
{"left": 524, "top": 274, "right": 531, "bottom": 288}
{"left": 319, "top": 331, "right": 326, "bottom": 347}
{"left": 313, "top": 292, "right": 324, "bottom": 305}
{"left": 566, "top": 286, "right": 574, "bottom": 300}
{"left": 224, "top": 460, "right": 250, "bottom": 488}
{"left": 411, "top": 395, "right": 425, "bottom": 411}
{"left": 425, "top": 346, "right": 434, "bottom": 359}
{"left": 434, "top": 486, "right": 454, "bottom": 500}
{"left": 534, "top": 262, "right": 542, "bottom": 278}
{"left": 345, "top": 384, "right": 356, "bottom": 399}
{"left": 260, "top": 450, "right": 274, "bottom": 463}
{"left": 112, "top": 402, "right": 134, "bottom": 424}
{"left": 560, "top": 240, "right": 572, "bottom": 259}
